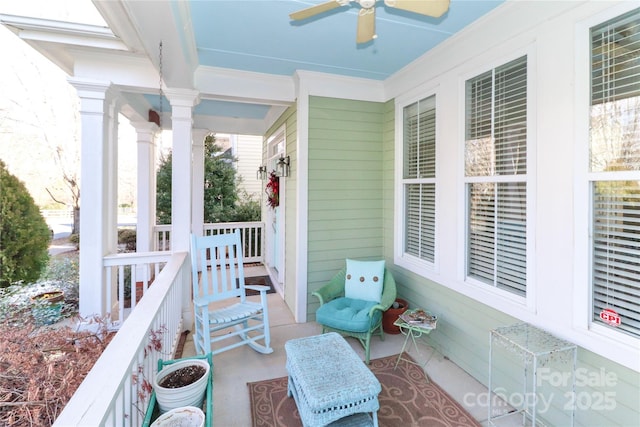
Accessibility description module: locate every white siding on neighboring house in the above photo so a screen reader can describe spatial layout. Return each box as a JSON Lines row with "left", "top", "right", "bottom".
{"left": 231, "top": 134, "right": 263, "bottom": 200}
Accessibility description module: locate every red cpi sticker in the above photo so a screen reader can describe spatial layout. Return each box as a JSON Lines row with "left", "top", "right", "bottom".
{"left": 599, "top": 308, "right": 621, "bottom": 327}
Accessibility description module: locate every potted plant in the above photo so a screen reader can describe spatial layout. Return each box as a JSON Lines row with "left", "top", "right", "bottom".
{"left": 150, "top": 406, "right": 205, "bottom": 427}
{"left": 382, "top": 298, "right": 409, "bottom": 334}
{"left": 152, "top": 358, "right": 210, "bottom": 414}
{"left": 30, "top": 290, "right": 64, "bottom": 325}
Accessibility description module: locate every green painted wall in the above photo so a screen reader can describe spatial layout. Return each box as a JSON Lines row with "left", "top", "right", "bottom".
{"left": 306, "top": 96, "right": 386, "bottom": 319}
{"left": 275, "top": 89, "right": 639, "bottom": 427}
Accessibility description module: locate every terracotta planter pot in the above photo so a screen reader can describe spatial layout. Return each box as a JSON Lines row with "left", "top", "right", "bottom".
{"left": 30, "top": 290, "right": 64, "bottom": 304}
{"left": 382, "top": 298, "right": 409, "bottom": 334}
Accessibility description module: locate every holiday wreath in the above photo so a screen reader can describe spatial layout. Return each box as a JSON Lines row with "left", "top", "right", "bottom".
{"left": 266, "top": 171, "right": 279, "bottom": 208}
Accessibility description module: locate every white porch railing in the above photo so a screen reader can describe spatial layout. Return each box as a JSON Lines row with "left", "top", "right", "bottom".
{"left": 53, "top": 251, "right": 189, "bottom": 427}
{"left": 153, "top": 221, "right": 265, "bottom": 264}
{"left": 103, "top": 252, "right": 171, "bottom": 327}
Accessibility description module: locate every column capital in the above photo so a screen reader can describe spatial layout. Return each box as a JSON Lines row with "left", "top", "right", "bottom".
{"left": 164, "top": 88, "right": 200, "bottom": 108}
{"left": 68, "top": 78, "right": 119, "bottom": 115}
{"left": 192, "top": 128, "right": 211, "bottom": 147}
{"left": 130, "top": 121, "right": 160, "bottom": 134}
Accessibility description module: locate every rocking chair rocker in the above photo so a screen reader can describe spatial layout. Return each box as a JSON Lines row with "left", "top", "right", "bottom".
{"left": 190, "top": 230, "right": 273, "bottom": 356}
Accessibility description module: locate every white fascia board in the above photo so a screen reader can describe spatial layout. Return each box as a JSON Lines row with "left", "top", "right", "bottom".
{"left": 92, "top": 0, "right": 146, "bottom": 53}
{"left": 16, "top": 29, "right": 126, "bottom": 51}
{"left": 72, "top": 50, "right": 158, "bottom": 89}
{"left": 295, "top": 70, "right": 385, "bottom": 103}
{"left": 0, "top": 14, "right": 125, "bottom": 50}
{"left": 195, "top": 66, "right": 295, "bottom": 106}
{"left": 193, "top": 114, "right": 267, "bottom": 136}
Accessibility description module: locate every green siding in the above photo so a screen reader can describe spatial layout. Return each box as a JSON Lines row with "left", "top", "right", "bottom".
{"left": 306, "top": 96, "right": 385, "bottom": 319}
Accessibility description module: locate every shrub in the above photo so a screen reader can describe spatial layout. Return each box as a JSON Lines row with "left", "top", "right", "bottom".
{"left": 118, "top": 228, "right": 137, "bottom": 251}
{"left": 231, "top": 191, "right": 261, "bottom": 222}
{"left": 0, "top": 160, "right": 50, "bottom": 288}
{"left": 68, "top": 232, "right": 79, "bottom": 248}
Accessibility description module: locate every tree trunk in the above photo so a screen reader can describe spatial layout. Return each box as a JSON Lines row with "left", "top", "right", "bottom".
{"left": 72, "top": 206, "right": 80, "bottom": 235}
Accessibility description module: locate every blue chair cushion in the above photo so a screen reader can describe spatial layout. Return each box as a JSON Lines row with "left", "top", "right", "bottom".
{"left": 316, "top": 297, "right": 382, "bottom": 333}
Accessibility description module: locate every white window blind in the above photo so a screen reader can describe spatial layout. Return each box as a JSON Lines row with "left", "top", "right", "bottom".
{"left": 465, "top": 56, "right": 528, "bottom": 297}
{"left": 403, "top": 96, "right": 436, "bottom": 262}
{"left": 590, "top": 8, "right": 640, "bottom": 338}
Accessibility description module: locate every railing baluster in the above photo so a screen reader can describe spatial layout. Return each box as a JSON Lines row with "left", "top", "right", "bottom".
{"left": 154, "top": 221, "right": 265, "bottom": 263}
{"left": 118, "top": 265, "right": 126, "bottom": 325}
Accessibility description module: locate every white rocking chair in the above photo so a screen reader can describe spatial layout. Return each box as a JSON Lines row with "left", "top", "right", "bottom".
{"left": 190, "top": 230, "right": 273, "bottom": 356}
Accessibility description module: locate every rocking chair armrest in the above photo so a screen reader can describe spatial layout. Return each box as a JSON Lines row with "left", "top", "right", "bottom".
{"left": 193, "top": 296, "right": 213, "bottom": 308}
{"left": 245, "top": 285, "right": 269, "bottom": 293}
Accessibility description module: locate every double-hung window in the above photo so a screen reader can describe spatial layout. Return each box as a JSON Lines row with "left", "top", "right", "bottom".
{"left": 589, "top": 8, "right": 640, "bottom": 338}
{"left": 402, "top": 95, "right": 436, "bottom": 263}
{"left": 464, "top": 56, "right": 528, "bottom": 297}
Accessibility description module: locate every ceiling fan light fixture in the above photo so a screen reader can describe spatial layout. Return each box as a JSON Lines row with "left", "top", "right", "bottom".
{"left": 289, "top": 0, "right": 451, "bottom": 43}
{"left": 358, "top": 0, "right": 376, "bottom": 8}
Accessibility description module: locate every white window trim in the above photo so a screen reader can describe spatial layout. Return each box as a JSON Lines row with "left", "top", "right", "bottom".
{"left": 573, "top": 3, "right": 640, "bottom": 362}
{"left": 394, "top": 85, "right": 441, "bottom": 278}
{"left": 458, "top": 46, "right": 538, "bottom": 313}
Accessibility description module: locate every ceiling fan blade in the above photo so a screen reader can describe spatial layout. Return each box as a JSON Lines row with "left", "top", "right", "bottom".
{"left": 290, "top": 1, "right": 344, "bottom": 20}
{"left": 356, "top": 7, "right": 376, "bottom": 43}
{"left": 387, "top": 0, "right": 450, "bottom": 18}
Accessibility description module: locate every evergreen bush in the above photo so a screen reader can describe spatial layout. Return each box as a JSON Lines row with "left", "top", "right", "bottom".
{"left": 0, "top": 160, "right": 51, "bottom": 288}
{"left": 118, "top": 228, "right": 137, "bottom": 251}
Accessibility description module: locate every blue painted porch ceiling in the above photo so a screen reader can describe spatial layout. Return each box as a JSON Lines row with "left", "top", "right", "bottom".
{"left": 143, "top": 94, "right": 270, "bottom": 118}
{"left": 189, "top": 0, "right": 504, "bottom": 80}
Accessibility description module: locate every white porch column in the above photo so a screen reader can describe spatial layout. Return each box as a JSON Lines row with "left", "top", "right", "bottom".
{"left": 166, "top": 89, "right": 199, "bottom": 332}
{"left": 131, "top": 121, "right": 158, "bottom": 252}
{"left": 191, "top": 129, "right": 210, "bottom": 238}
{"left": 69, "top": 78, "right": 119, "bottom": 318}
{"left": 166, "top": 89, "right": 199, "bottom": 252}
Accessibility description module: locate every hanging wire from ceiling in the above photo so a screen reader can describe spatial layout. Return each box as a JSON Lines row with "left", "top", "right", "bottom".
{"left": 158, "top": 40, "right": 163, "bottom": 131}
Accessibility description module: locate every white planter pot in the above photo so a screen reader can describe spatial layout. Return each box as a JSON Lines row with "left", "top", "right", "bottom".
{"left": 150, "top": 406, "right": 205, "bottom": 427}
{"left": 152, "top": 359, "right": 210, "bottom": 414}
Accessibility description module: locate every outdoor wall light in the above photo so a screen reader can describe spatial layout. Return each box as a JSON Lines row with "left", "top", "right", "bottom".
{"left": 276, "top": 155, "right": 290, "bottom": 178}
{"left": 257, "top": 165, "right": 268, "bottom": 180}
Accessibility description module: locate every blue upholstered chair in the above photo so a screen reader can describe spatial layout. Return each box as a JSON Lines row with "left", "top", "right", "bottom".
{"left": 312, "top": 260, "right": 397, "bottom": 364}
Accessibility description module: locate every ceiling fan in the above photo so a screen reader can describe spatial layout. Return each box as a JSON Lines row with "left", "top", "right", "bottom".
{"left": 289, "top": 0, "right": 450, "bottom": 44}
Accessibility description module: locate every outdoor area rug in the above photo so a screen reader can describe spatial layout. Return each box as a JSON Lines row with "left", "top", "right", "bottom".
{"left": 244, "top": 275, "right": 275, "bottom": 296}
{"left": 247, "top": 353, "right": 481, "bottom": 427}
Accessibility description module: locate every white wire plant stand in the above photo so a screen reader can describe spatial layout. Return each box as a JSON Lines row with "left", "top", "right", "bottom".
{"left": 488, "top": 323, "right": 577, "bottom": 427}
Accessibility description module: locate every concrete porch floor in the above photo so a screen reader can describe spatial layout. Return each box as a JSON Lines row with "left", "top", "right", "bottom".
{"left": 180, "top": 267, "right": 516, "bottom": 427}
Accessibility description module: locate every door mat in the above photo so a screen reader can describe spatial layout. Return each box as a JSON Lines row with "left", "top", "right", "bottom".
{"left": 243, "top": 275, "right": 275, "bottom": 296}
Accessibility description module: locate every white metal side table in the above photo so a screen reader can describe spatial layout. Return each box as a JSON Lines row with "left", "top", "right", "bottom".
{"left": 393, "top": 309, "right": 437, "bottom": 373}
{"left": 489, "top": 323, "right": 577, "bottom": 427}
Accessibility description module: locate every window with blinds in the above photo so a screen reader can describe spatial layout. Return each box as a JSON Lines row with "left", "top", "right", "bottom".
{"left": 589, "top": 8, "right": 640, "bottom": 338}
{"left": 465, "top": 56, "right": 528, "bottom": 297}
{"left": 403, "top": 95, "right": 436, "bottom": 263}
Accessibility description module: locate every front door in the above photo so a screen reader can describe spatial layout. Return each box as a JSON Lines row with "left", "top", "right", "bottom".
{"left": 265, "top": 128, "right": 286, "bottom": 290}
